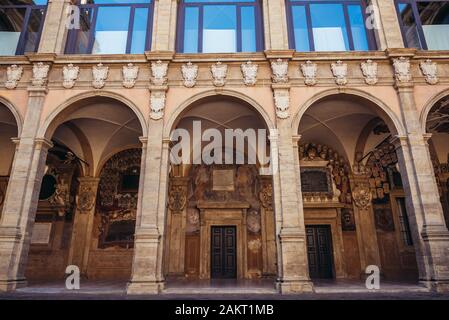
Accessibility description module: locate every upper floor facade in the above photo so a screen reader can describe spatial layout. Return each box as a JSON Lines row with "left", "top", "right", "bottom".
{"left": 1, "top": 0, "right": 449, "bottom": 57}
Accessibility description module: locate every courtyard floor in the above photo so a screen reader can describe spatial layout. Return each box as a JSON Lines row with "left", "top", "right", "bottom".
{"left": 0, "top": 279, "right": 448, "bottom": 299}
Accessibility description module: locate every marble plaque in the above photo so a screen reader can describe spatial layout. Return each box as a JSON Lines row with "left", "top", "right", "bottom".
{"left": 213, "top": 169, "right": 234, "bottom": 191}
{"left": 31, "top": 222, "right": 52, "bottom": 244}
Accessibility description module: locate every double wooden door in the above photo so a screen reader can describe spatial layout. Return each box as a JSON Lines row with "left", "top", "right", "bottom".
{"left": 306, "top": 225, "right": 334, "bottom": 279}
{"left": 211, "top": 226, "right": 237, "bottom": 278}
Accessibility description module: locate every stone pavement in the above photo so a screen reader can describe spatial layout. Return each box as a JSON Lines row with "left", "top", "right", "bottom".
{"left": 0, "top": 280, "right": 448, "bottom": 300}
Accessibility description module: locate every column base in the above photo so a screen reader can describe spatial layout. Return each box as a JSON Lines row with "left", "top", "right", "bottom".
{"left": 126, "top": 280, "right": 164, "bottom": 295}
{"left": 276, "top": 279, "right": 314, "bottom": 294}
{"left": 420, "top": 280, "right": 449, "bottom": 293}
{"left": 0, "top": 278, "right": 27, "bottom": 292}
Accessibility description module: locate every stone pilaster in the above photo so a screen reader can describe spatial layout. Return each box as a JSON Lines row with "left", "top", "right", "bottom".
{"left": 391, "top": 53, "right": 449, "bottom": 292}
{"left": 263, "top": 0, "right": 289, "bottom": 50}
{"left": 0, "top": 176, "right": 9, "bottom": 220}
{"left": 38, "top": 0, "right": 72, "bottom": 54}
{"left": 127, "top": 122, "right": 166, "bottom": 294}
{"left": 272, "top": 126, "right": 313, "bottom": 293}
{"left": 166, "top": 177, "right": 189, "bottom": 276}
{"left": 67, "top": 177, "right": 100, "bottom": 276}
{"left": 151, "top": 0, "right": 178, "bottom": 51}
{"left": 350, "top": 176, "right": 382, "bottom": 275}
{"left": 370, "top": 0, "right": 405, "bottom": 49}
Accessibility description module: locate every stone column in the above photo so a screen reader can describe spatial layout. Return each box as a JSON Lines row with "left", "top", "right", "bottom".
{"left": 127, "top": 120, "right": 166, "bottom": 294}
{"left": 152, "top": 0, "right": 178, "bottom": 51}
{"left": 262, "top": 0, "right": 289, "bottom": 50}
{"left": 272, "top": 122, "right": 313, "bottom": 293}
{"left": 67, "top": 177, "right": 100, "bottom": 276}
{"left": 38, "top": 0, "right": 72, "bottom": 54}
{"left": 0, "top": 79, "right": 51, "bottom": 291}
{"left": 391, "top": 54, "right": 449, "bottom": 292}
{"left": 369, "top": 0, "right": 405, "bottom": 49}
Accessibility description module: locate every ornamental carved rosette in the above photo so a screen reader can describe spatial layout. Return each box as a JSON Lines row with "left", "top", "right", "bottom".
{"left": 122, "top": 63, "right": 139, "bottom": 88}
{"left": 420, "top": 59, "right": 438, "bottom": 85}
{"left": 360, "top": 60, "right": 378, "bottom": 85}
{"left": 241, "top": 61, "right": 258, "bottom": 86}
{"left": 259, "top": 182, "right": 273, "bottom": 210}
{"left": 300, "top": 61, "right": 317, "bottom": 86}
{"left": 352, "top": 183, "right": 372, "bottom": 210}
{"left": 151, "top": 60, "right": 168, "bottom": 86}
{"left": 211, "top": 62, "right": 228, "bottom": 87}
{"left": 181, "top": 61, "right": 198, "bottom": 88}
{"left": 31, "top": 62, "right": 50, "bottom": 87}
{"left": 271, "top": 58, "right": 289, "bottom": 83}
{"left": 76, "top": 183, "right": 98, "bottom": 214}
{"left": 393, "top": 57, "right": 411, "bottom": 83}
{"left": 331, "top": 60, "right": 348, "bottom": 85}
{"left": 168, "top": 185, "right": 187, "bottom": 213}
{"left": 62, "top": 64, "right": 79, "bottom": 89}
{"left": 92, "top": 63, "right": 109, "bottom": 89}
{"left": 5, "top": 64, "right": 23, "bottom": 89}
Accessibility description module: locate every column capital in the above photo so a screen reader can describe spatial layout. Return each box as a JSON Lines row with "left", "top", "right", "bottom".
{"left": 390, "top": 135, "right": 408, "bottom": 148}
{"left": 34, "top": 138, "right": 53, "bottom": 150}
{"left": 292, "top": 135, "right": 301, "bottom": 146}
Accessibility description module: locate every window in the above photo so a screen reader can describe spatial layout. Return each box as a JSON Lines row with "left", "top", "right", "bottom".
{"left": 396, "top": 0, "right": 449, "bottom": 50}
{"left": 396, "top": 198, "right": 414, "bottom": 246}
{"left": 0, "top": 1, "right": 47, "bottom": 56}
{"left": 65, "top": 0, "right": 154, "bottom": 54}
{"left": 286, "top": 0, "right": 375, "bottom": 51}
{"left": 177, "top": 0, "right": 263, "bottom": 53}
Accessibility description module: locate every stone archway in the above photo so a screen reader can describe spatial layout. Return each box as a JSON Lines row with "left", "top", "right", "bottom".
{"left": 163, "top": 95, "right": 276, "bottom": 283}
{"left": 22, "top": 96, "right": 144, "bottom": 283}
{"left": 297, "top": 93, "right": 419, "bottom": 282}
{"left": 0, "top": 101, "right": 20, "bottom": 219}
{"left": 424, "top": 94, "right": 449, "bottom": 228}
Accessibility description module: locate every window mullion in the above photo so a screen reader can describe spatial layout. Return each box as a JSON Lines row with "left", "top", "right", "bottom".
{"left": 198, "top": 5, "right": 204, "bottom": 53}
{"left": 87, "top": 6, "right": 99, "bottom": 54}
{"left": 343, "top": 4, "right": 355, "bottom": 50}
{"left": 15, "top": 7, "right": 32, "bottom": 55}
{"left": 237, "top": 5, "right": 242, "bottom": 52}
{"left": 126, "top": 6, "right": 136, "bottom": 54}
{"left": 305, "top": 4, "right": 315, "bottom": 51}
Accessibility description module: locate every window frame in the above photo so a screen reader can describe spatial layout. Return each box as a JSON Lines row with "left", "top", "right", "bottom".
{"left": 395, "top": 0, "right": 449, "bottom": 50}
{"left": 0, "top": 1, "right": 48, "bottom": 55}
{"left": 176, "top": 0, "right": 265, "bottom": 53}
{"left": 285, "top": 0, "right": 377, "bottom": 52}
{"left": 65, "top": 0, "right": 155, "bottom": 55}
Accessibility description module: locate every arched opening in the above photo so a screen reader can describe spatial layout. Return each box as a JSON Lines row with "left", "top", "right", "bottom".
{"left": 164, "top": 96, "right": 276, "bottom": 288}
{"left": 425, "top": 94, "right": 449, "bottom": 229}
{"left": 0, "top": 101, "right": 19, "bottom": 219}
{"left": 297, "top": 93, "right": 418, "bottom": 283}
{"left": 25, "top": 96, "right": 144, "bottom": 283}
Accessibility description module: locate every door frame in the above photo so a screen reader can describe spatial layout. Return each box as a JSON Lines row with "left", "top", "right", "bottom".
{"left": 305, "top": 223, "right": 336, "bottom": 279}
{"left": 210, "top": 226, "right": 237, "bottom": 279}
{"left": 197, "top": 201, "right": 249, "bottom": 279}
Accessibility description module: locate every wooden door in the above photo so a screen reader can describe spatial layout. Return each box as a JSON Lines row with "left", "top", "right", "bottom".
{"left": 211, "top": 226, "right": 237, "bottom": 278}
{"left": 306, "top": 225, "right": 334, "bottom": 279}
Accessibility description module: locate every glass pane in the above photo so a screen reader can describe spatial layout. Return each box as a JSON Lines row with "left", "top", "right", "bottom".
{"left": 185, "top": 0, "right": 254, "bottom": 2}
{"left": 23, "top": 8, "right": 45, "bottom": 53}
{"left": 92, "top": 6, "right": 131, "bottom": 54}
{"left": 87, "top": 0, "right": 150, "bottom": 3}
{"left": 241, "top": 6, "right": 256, "bottom": 52}
{"left": 398, "top": 2, "right": 422, "bottom": 48}
{"left": 310, "top": 3, "right": 349, "bottom": 51}
{"left": 348, "top": 4, "right": 369, "bottom": 50}
{"left": 417, "top": 1, "right": 449, "bottom": 50}
{"left": 183, "top": 6, "right": 199, "bottom": 53}
{"left": 130, "top": 8, "right": 148, "bottom": 54}
{"left": 291, "top": 5, "right": 310, "bottom": 51}
{"left": 202, "top": 5, "right": 236, "bottom": 53}
{"left": 0, "top": 8, "right": 25, "bottom": 55}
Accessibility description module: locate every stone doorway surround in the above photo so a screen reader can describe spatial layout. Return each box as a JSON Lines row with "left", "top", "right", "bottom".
{"left": 197, "top": 201, "right": 250, "bottom": 280}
